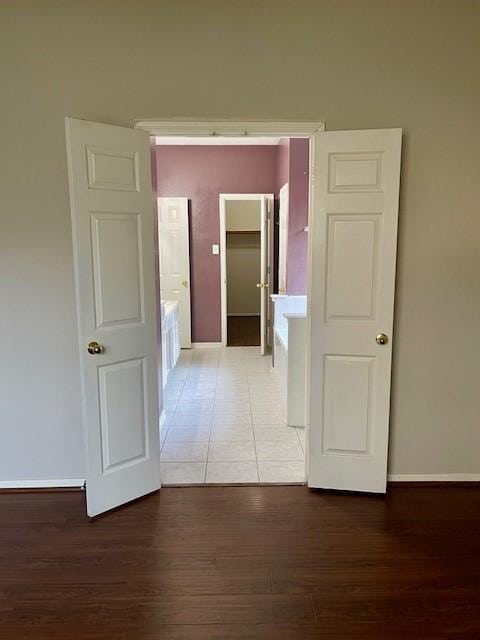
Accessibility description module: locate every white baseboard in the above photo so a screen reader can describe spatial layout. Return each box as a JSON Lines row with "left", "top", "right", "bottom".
{"left": 227, "top": 313, "right": 260, "bottom": 317}
{"left": 191, "top": 342, "right": 222, "bottom": 348}
{"left": 387, "top": 473, "right": 480, "bottom": 482}
{"left": 0, "top": 478, "right": 85, "bottom": 489}
{"left": 3, "top": 474, "right": 477, "bottom": 491}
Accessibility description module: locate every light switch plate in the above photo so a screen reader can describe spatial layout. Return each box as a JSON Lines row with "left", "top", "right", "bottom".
{"left": 212, "top": 244, "right": 219, "bottom": 255}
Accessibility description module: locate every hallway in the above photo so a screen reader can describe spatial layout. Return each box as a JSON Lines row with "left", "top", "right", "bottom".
{"left": 160, "top": 347, "right": 305, "bottom": 484}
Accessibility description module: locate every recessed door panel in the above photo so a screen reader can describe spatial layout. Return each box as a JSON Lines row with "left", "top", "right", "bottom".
{"left": 91, "top": 213, "right": 144, "bottom": 328}
{"left": 323, "top": 356, "right": 373, "bottom": 455}
{"left": 329, "top": 152, "right": 383, "bottom": 193}
{"left": 87, "top": 147, "right": 139, "bottom": 192}
{"left": 326, "top": 215, "right": 379, "bottom": 320}
{"left": 99, "top": 358, "right": 148, "bottom": 472}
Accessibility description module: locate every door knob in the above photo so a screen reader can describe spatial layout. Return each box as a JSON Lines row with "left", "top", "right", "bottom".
{"left": 87, "top": 341, "right": 105, "bottom": 355}
{"left": 182, "top": 280, "right": 188, "bottom": 288}
{"left": 375, "top": 333, "right": 389, "bottom": 345}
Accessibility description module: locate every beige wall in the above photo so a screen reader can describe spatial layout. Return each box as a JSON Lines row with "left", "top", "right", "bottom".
{"left": 226, "top": 200, "right": 261, "bottom": 231}
{"left": 226, "top": 233, "right": 261, "bottom": 315}
{"left": 1, "top": 1, "right": 479, "bottom": 480}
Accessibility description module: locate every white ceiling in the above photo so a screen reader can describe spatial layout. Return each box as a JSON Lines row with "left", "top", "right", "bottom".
{"left": 155, "top": 136, "right": 281, "bottom": 146}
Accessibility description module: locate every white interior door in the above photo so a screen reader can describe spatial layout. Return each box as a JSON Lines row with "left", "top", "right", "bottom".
{"left": 278, "top": 183, "right": 289, "bottom": 295}
{"left": 158, "top": 197, "right": 192, "bottom": 348}
{"left": 260, "top": 195, "right": 269, "bottom": 355}
{"left": 307, "top": 128, "right": 402, "bottom": 493}
{"left": 65, "top": 118, "right": 161, "bottom": 517}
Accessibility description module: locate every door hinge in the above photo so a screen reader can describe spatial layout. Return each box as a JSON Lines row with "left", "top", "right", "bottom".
{"left": 82, "top": 480, "right": 87, "bottom": 491}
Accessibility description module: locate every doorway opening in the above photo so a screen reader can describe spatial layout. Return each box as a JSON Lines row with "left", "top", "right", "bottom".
{"left": 154, "top": 135, "right": 310, "bottom": 485}
{"left": 220, "top": 193, "right": 274, "bottom": 351}
{"left": 224, "top": 198, "right": 262, "bottom": 347}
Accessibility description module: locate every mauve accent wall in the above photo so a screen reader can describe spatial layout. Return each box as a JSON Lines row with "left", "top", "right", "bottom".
{"left": 287, "top": 139, "right": 309, "bottom": 294}
{"left": 156, "top": 145, "right": 278, "bottom": 342}
{"left": 276, "top": 138, "right": 290, "bottom": 190}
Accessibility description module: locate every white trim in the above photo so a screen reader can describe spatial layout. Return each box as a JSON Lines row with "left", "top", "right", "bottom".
{"left": 227, "top": 313, "right": 261, "bottom": 317}
{"left": 191, "top": 342, "right": 222, "bottom": 348}
{"left": 219, "top": 195, "right": 227, "bottom": 347}
{"left": 136, "top": 120, "right": 325, "bottom": 137}
{"left": 155, "top": 136, "right": 281, "bottom": 146}
{"left": 387, "top": 474, "right": 480, "bottom": 482}
{"left": 160, "top": 411, "right": 167, "bottom": 428}
{"left": 0, "top": 479, "right": 85, "bottom": 489}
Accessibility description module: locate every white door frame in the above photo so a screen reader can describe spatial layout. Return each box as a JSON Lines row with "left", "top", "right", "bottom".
{"left": 219, "top": 193, "right": 274, "bottom": 349}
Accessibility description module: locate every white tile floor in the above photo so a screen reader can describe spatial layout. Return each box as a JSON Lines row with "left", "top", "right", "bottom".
{"left": 160, "top": 346, "right": 305, "bottom": 485}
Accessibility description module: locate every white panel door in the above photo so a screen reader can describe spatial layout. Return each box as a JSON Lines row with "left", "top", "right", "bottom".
{"left": 307, "top": 128, "right": 402, "bottom": 493}
{"left": 158, "top": 197, "right": 191, "bottom": 348}
{"left": 260, "top": 195, "right": 269, "bottom": 355}
{"left": 278, "top": 183, "right": 289, "bottom": 295}
{"left": 65, "top": 118, "right": 161, "bottom": 517}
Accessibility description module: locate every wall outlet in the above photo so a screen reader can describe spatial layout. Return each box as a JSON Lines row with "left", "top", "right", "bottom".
{"left": 212, "top": 244, "right": 219, "bottom": 255}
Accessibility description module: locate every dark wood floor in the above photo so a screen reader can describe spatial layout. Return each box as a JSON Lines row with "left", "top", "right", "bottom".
{"left": 1, "top": 486, "right": 480, "bottom": 639}
{"left": 227, "top": 315, "right": 260, "bottom": 346}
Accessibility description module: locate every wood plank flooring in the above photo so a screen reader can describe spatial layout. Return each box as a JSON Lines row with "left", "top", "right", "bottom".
{"left": 227, "top": 316, "right": 260, "bottom": 346}
{"left": 1, "top": 485, "right": 480, "bottom": 639}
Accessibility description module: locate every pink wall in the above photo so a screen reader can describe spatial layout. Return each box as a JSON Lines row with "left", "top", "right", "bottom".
{"left": 276, "top": 138, "right": 290, "bottom": 191}
{"left": 287, "top": 139, "right": 310, "bottom": 294}
{"left": 156, "top": 145, "right": 278, "bottom": 342}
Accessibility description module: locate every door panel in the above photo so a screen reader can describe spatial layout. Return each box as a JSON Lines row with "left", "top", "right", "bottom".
{"left": 260, "top": 196, "right": 268, "bottom": 355}
{"left": 307, "top": 128, "right": 402, "bottom": 494}
{"left": 278, "top": 183, "right": 289, "bottom": 295}
{"left": 66, "top": 118, "right": 161, "bottom": 517}
{"left": 158, "top": 197, "right": 192, "bottom": 348}
{"left": 98, "top": 358, "right": 148, "bottom": 472}
{"left": 91, "top": 213, "right": 144, "bottom": 327}
{"left": 322, "top": 355, "right": 373, "bottom": 455}
{"left": 326, "top": 215, "right": 379, "bottom": 319}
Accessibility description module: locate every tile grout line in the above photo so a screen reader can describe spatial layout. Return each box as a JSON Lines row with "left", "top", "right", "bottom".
{"left": 160, "top": 351, "right": 192, "bottom": 452}
{"left": 205, "top": 346, "right": 221, "bottom": 482}
{"left": 247, "top": 351, "right": 261, "bottom": 483}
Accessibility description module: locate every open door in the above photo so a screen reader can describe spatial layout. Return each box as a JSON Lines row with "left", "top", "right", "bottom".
{"left": 278, "top": 183, "right": 289, "bottom": 295}
{"left": 158, "top": 197, "right": 192, "bottom": 348}
{"left": 259, "top": 195, "right": 270, "bottom": 355}
{"left": 65, "top": 118, "right": 161, "bottom": 517}
{"left": 307, "top": 128, "right": 402, "bottom": 493}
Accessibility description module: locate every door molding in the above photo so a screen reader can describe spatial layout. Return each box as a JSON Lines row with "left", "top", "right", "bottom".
{"left": 135, "top": 120, "right": 325, "bottom": 137}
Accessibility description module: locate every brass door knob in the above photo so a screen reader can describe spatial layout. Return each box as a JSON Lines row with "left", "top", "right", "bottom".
{"left": 182, "top": 280, "right": 188, "bottom": 288}
{"left": 375, "top": 333, "right": 389, "bottom": 345}
{"left": 87, "top": 341, "right": 104, "bottom": 355}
